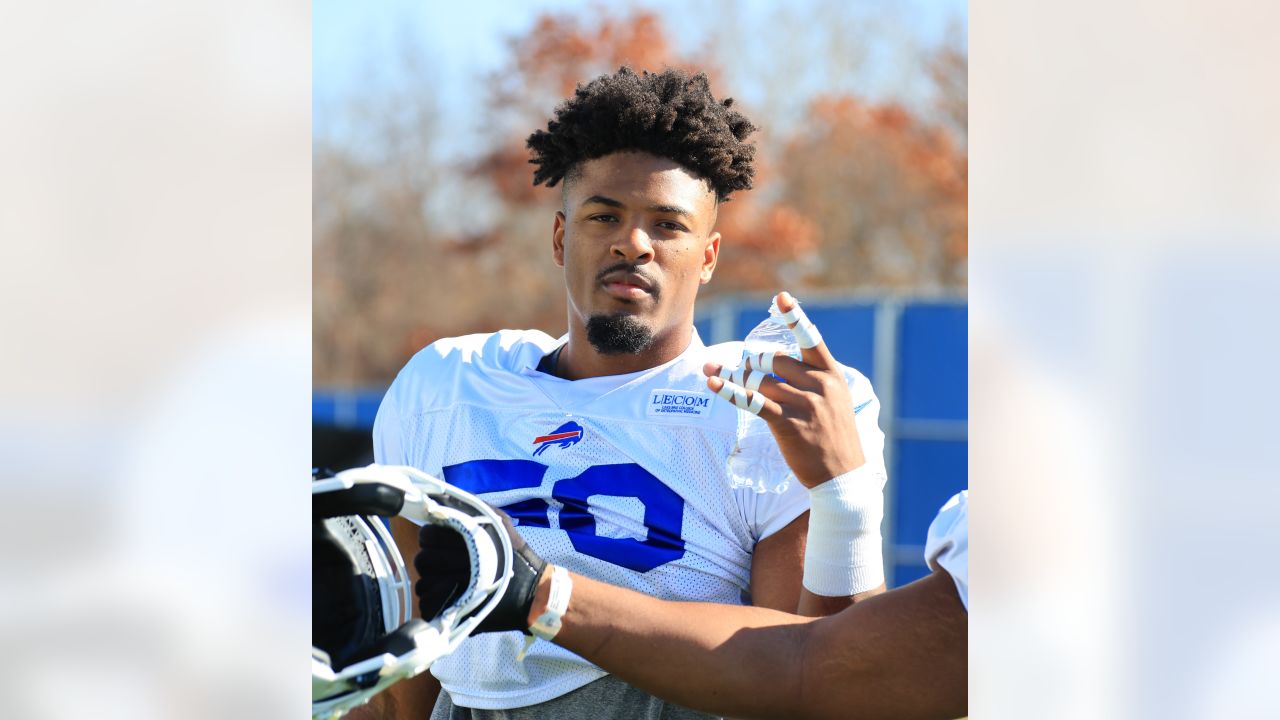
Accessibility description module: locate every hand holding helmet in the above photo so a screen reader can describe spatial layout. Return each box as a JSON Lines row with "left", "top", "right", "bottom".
{"left": 312, "top": 465, "right": 515, "bottom": 720}
{"left": 415, "top": 506, "right": 548, "bottom": 634}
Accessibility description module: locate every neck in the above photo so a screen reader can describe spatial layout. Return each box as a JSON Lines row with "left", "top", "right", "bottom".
{"left": 556, "top": 323, "right": 693, "bottom": 380}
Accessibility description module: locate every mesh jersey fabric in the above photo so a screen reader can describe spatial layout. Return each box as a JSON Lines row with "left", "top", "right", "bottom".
{"left": 373, "top": 327, "right": 887, "bottom": 709}
{"left": 925, "top": 490, "right": 969, "bottom": 611}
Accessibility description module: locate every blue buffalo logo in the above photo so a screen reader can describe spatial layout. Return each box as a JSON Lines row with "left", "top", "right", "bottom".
{"left": 532, "top": 421, "right": 584, "bottom": 456}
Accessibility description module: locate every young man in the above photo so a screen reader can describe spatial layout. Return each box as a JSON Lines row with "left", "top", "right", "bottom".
{"left": 373, "top": 67, "right": 887, "bottom": 719}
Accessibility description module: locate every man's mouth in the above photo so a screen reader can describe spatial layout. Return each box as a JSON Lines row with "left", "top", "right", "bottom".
{"left": 599, "top": 269, "right": 655, "bottom": 301}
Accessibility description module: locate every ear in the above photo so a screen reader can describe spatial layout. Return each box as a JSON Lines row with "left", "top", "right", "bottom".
{"left": 700, "top": 231, "right": 720, "bottom": 284}
{"left": 552, "top": 211, "right": 566, "bottom": 268}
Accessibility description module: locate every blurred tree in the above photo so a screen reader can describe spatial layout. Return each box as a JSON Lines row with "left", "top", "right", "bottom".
{"left": 313, "top": 6, "right": 967, "bottom": 386}
{"left": 777, "top": 92, "right": 967, "bottom": 292}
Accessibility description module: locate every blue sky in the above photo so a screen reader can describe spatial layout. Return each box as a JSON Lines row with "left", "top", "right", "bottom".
{"left": 314, "top": 0, "right": 967, "bottom": 147}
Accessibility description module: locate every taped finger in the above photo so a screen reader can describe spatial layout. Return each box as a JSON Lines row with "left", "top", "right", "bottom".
{"left": 744, "top": 369, "right": 766, "bottom": 392}
{"left": 777, "top": 303, "right": 823, "bottom": 350}
{"left": 716, "top": 380, "right": 749, "bottom": 409}
{"left": 751, "top": 351, "right": 775, "bottom": 375}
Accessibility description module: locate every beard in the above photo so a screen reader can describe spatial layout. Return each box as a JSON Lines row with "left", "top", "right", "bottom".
{"left": 585, "top": 313, "right": 655, "bottom": 355}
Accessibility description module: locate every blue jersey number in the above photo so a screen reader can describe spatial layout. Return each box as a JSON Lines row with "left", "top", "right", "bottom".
{"left": 442, "top": 459, "right": 686, "bottom": 573}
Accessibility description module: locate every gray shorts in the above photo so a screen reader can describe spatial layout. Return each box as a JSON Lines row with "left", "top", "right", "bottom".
{"left": 430, "top": 674, "right": 721, "bottom": 720}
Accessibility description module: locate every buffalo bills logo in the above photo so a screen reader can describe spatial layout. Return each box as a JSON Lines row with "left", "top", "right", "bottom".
{"left": 532, "top": 421, "right": 584, "bottom": 456}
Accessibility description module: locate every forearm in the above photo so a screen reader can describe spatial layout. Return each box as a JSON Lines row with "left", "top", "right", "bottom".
{"left": 540, "top": 571, "right": 814, "bottom": 720}
{"left": 533, "top": 570, "right": 966, "bottom": 720}
{"left": 796, "top": 582, "right": 885, "bottom": 616}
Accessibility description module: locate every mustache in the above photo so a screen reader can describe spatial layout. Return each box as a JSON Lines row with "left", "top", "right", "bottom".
{"left": 596, "top": 262, "right": 659, "bottom": 291}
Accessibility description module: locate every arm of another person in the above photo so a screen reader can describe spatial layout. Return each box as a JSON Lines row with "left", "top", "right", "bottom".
{"left": 541, "top": 567, "right": 966, "bottom": 720}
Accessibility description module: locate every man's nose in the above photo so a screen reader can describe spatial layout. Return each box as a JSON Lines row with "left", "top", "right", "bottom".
{"left": 611, "top": 224, "right": 654, "bottom": 263}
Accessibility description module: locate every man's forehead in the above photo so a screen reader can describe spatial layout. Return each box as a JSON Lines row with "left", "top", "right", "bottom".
{"left": 566, "top": 152, "right": 716, "bottom": 207}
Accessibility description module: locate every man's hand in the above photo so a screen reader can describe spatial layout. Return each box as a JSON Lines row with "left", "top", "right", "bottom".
{"left": 414, "top": 507, "right": 549, "bottom": 634}
{"left": 704, "top": 291, "right": 866, "bottom": 488}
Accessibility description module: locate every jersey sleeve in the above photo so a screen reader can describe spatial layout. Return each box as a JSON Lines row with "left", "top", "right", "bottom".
{"left": 736, "top": 480, "right": 810, "bottom": 542}
{"left": 843, "top": 364, "right": 888, "bottom": 485}
{"left": 924, "top": 490, "right": 969, "bottom": 611}
{"left": 371, "top": 384, "right": 405, "bottom": 465}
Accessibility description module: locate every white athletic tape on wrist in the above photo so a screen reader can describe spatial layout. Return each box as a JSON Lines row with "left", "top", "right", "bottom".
{"left": 803, "top": 465, "right": 886, "bottom": 596}
{"left": 518, "top": 565, "right": 573, "bottom": 662}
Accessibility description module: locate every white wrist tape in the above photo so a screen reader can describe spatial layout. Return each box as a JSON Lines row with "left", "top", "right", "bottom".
{"left": 518, "top": 565, "right": 573, "bottom": 661}
{"left": 803, "top": 465, "right": 885, "bottom": 596}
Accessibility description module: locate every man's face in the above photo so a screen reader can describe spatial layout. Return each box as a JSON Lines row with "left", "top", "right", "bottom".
{"left": 553, "top": 151, "right": 720, "bottom": 356}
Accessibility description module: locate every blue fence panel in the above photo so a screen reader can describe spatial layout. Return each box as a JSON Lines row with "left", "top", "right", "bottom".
{"left": 898, "top": 303, "right": 967, "bottom": 421}
{"left": 693, "top": 316, "right": 714, "bottom": 343}
{"left": 890, "top": 437, "right": 968, "bottom": 584}
{"left": 312, "top": 393, "right": 336, "bottom": 424}
{"left": 313, "top": 389, "right": 385, "bottom": 429}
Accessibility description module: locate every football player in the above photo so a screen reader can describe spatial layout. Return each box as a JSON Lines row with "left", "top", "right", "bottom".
{"left": 371, "top": 67, "right": 888, "bottom": 720}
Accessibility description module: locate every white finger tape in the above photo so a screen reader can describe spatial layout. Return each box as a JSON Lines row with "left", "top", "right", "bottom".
{"left": 719, "top": 365, "right": 734, "bottom": 380}
{"left": 792, "top": 320, "right": 823, "bottom": 349}
{"left": 732, "top": 365, "right": 746, "bottom": 387}
{"left": 744, "top": 370, "right": 765, "bottom": 392}
{"left": 780, "top": 303, "right": 822, "bottom": 349}
{"left": 756, "top": 352, "right": 775, "bottom": 375}
{"left": 746, "top": 390, "right": 766, "bottom": 415}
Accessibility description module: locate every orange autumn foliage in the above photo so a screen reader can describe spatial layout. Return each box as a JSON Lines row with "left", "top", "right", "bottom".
{"left": 313, "top": 8, "right": 967, "bottom": 385}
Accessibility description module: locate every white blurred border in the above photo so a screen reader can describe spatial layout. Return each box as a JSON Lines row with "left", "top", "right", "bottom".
{"left": 4, "top": 0, "right": 1280, "bottom": 718}
{"left": 0, "top": 1, "right": 309, "bottom": 718}
{"left": 973, "top": 1, "right": 1280, "bottom": 718}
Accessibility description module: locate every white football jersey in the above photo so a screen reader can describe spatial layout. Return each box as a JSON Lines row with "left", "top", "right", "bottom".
{"left": 925, "top": 490, "right": 969, "bottom": 610}
{"left": 373, "top": 328, "right": 886, "bottom": 709}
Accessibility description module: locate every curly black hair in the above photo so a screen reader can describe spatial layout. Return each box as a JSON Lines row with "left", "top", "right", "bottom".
{"left": 527, "top": 66, "right": 757, "bottom": 203}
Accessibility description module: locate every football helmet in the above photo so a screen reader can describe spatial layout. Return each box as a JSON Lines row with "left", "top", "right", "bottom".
{"left": 312, "top": 464, "right": 513, "bottom": 719}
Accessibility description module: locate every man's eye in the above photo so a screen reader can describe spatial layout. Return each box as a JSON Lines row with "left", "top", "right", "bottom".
{"left": 657, "top": 221, "right": 687, "bottom": 232}
{"left": 588, "top": 214, "right": 617, "bottom": 223}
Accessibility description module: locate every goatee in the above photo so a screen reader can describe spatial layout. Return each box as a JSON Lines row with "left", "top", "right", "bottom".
{"left": 586, "top": 313, "right": 654, "bottom": 355}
